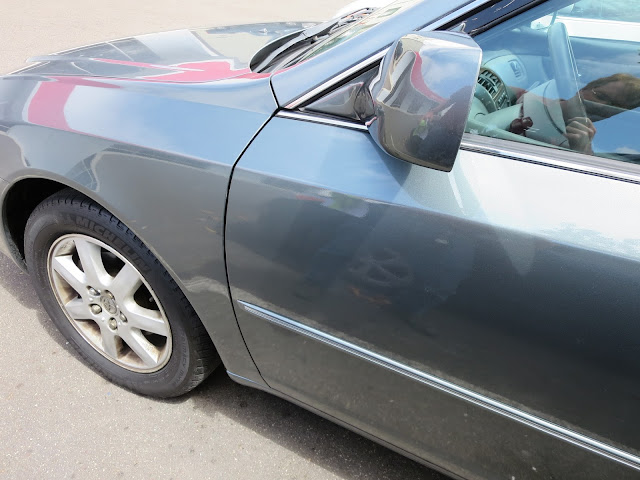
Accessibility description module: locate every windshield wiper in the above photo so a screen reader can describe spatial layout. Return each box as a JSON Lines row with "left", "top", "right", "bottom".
{"left": 250, "top": 9, "right": 374, "bottom": 73}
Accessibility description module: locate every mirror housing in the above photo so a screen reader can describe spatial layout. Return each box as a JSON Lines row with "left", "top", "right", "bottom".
{"left": 366, "top": 32, "right": 481, "bottom": 172}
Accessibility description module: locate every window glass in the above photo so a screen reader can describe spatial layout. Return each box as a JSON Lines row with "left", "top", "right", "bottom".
{"left": 467, "top": 0, "right": 640, "bottom": 163}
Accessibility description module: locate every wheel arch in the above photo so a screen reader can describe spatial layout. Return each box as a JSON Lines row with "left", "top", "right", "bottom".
{"left": 2, "top": 174, "right": 199, "bottom": 312}
{"left": 1, "top": 171, "right": 266, "bottom": 386}
{"left": 2, "top": 174, "right": 143, "bottom": 267}
{"left": 3, "top": 177, "right": 68, "bottom": 266}
{"left": 3, "top": 173, "right": 187, "bottom": 281}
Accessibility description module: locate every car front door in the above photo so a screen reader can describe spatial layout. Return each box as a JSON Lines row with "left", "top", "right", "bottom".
{"left": 225, "top": 0, "right": 640, "bottom": 477}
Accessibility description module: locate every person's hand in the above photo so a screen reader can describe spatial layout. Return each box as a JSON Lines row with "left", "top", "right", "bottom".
{"left": 565, "top": 117, "right": 596, "bottom": 154}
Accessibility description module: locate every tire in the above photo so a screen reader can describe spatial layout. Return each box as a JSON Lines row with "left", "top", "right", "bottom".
{"left": 24, "top": 189, "right": 220, "bottom": 398}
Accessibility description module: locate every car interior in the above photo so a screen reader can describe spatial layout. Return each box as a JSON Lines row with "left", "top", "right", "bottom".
{"left": 466, "top": 0, "right": 640, "bottom": 163}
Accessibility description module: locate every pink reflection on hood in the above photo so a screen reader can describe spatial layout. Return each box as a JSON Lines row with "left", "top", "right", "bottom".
{"left": 94, "top": 58, "right": 271, "bottom": 82}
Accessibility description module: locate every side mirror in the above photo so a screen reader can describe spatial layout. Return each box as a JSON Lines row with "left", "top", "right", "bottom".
{"left": 366, "top": 32, "right": 481, "bottom": 172}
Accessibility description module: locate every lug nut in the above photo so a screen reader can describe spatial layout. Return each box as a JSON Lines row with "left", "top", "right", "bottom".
{"left": 106, "top": 291, "right": 115, "bottom": 300}
{"left": 90, "top": 304, "right": 102, "bottom": 315}
{"left": 88, "top": 287, "right": 99, "bottom": 296}
{"left": 108, "top": 318, "right": 118, "bottom": 330}
{"left": 119, "top": 313, "right": 127, "bottom": 323}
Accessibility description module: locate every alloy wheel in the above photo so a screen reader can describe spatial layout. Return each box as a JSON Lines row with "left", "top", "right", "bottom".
{"left": 47, "top": 234, "right": 172, "bottom": 372}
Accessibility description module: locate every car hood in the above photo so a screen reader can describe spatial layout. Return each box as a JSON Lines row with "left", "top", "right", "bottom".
{"left": 12, "top": 22, "right": 313, "bottom": 83}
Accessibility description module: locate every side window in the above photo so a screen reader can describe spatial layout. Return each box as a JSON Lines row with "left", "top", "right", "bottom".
{"left": 466, "top": 0, "right": 640, "bottom": 163}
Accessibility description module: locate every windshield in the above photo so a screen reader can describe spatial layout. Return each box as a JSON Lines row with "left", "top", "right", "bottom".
{"left": 286, "top": 0, "right": 422, "bottom": 67}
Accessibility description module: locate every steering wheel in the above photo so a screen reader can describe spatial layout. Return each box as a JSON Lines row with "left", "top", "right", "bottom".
{"left": 547, "top": 22, "right": 587, "bottom": 121}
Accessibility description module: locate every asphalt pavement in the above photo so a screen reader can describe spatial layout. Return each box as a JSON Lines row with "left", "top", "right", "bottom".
{"left": 0, "top": 2, "right": 448, "bottom": 479}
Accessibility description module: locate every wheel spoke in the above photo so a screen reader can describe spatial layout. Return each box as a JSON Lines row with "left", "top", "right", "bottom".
{"left": 110, "top": 264, "right": 142, "bottom": 300}
{"left": 74, "top": 238, "right": 109, "bottom": 287}
{"left": 100, "top": 328, "right": 120, "bottom": 359}
{"left": 51, "top": 255, "right": 87, "bottom": 295}
{"left": 48, "top": 234, "right": 171, "bottom": 373}
{"left": 120, "top": 329, "right": 159, "bottom": 367}
{"left": 65, "top": 297, "right": 89, "bottom": 320}
{"left": 123, "top": 304, "right": 169, "bottom": 337}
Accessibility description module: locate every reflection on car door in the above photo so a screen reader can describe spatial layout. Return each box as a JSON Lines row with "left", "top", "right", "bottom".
{"left": 225, "top": 115, "right": 640, "bottom": 478}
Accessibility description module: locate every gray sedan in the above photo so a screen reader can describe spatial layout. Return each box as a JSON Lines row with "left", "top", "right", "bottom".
{"left": 0, "top": 0, "right": 639, "bottom": 478}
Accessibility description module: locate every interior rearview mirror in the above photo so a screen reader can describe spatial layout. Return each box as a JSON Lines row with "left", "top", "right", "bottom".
{"left": 366, "top": 31, "right": 481, "bottom": 172}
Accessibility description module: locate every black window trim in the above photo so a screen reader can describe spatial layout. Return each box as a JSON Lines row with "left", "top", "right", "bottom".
{"left": 274, "top": 111, "right": 640, "bottom": 185}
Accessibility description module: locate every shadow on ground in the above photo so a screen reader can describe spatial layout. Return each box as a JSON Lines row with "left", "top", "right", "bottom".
{"left": 0, "top": 255, "right": 449, "bottom": 480}
{"left": 190, "top": 369, "right": 450, "bottom": 480}
{"left": 0, "top": 255, "right": 84, "bottom": 359}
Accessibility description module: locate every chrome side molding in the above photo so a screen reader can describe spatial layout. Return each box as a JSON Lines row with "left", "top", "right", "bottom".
{"left": 276, "top": 110, "right": 368, "bottom": 131}
{"left": 460, "top": 135, "right": 640, "bottom": 185}
{"left": 238, "top": 300, "right": 640, "bottom": 471}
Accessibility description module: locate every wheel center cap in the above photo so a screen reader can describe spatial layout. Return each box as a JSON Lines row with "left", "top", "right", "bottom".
{"left": 100, "top": 295, "right": 118, "bottom": 314}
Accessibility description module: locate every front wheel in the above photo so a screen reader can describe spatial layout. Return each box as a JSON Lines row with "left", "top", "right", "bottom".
{"left": 24, "top": 189, "right": 220, "bottom": 397}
